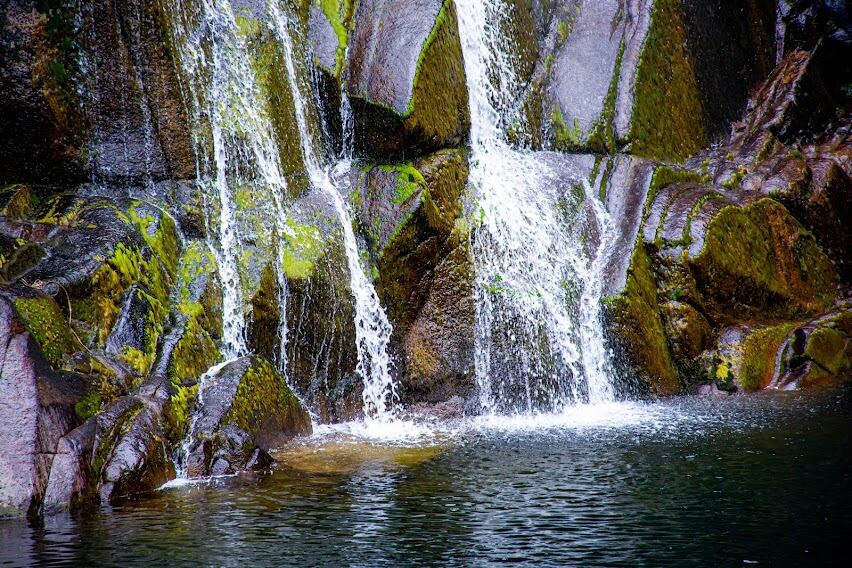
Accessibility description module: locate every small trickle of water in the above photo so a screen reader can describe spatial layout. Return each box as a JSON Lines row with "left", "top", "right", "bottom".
{"left": 455, "top": 0, "right": 617, "bottom": 413}
{"left": 269, "top": 5, "right": 398, "bottom": 421}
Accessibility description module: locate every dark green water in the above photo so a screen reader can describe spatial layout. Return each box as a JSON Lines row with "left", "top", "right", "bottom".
{"left": 2, "top": 387, "right": 850, "bottom": 567}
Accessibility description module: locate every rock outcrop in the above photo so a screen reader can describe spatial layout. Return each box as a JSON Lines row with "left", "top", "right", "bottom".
{"left": 183, "top": 356, "right": 311, "bottom": 477}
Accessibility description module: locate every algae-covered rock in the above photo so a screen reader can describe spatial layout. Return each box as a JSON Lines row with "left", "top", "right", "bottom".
{"left": 703, "top": 304, "right": 852, "bottom": 393}
{"left": 603, "top": 243, "right": 678, "bottom": 395}
{"left": 165, "top": 241, "right": 223, "bottom": 389}
{"left": 346, "top": 0, "right": 469, "bottom": 157}
{"left": 184, "top": 356, "right": 311, "bottom": 477}
{"left": 708, "top": 324, "right": 794, "bottom": 392}
{"left": 352, "top": 149, "right": 475, "bottom": 404}
{"left": 769, "top": 306, "right": 852, "bottom": 390}
{"left": 0, "top": 0, "right": 88, "bottom": 183}
{"left": 402, "top": 243, "right": 475, "bottom": 403}
{"left": 692, "top": 198, "right": 838, "bottom": 320}
{"left": 43, "top": 376, "right": 178, "bottom": 510}
{"left": 543, "top": 0, "right": 775, "bottom": 160}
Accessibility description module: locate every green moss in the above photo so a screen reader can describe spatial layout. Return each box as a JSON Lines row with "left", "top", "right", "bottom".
{"left": 584, "top": 38, "right": 626, "bottom": 154}
{"left": 694, "top": 198, "right": 838, "bottom": 318}
{"left": 316, "top": 0, "right": 353, "bottom": 74}
{"left": 92, "top": 401, "right": 143, "bottom": 478}
{"left": 223, "top": 358, "right": 308, "bottom": 437}
{"left": 13, "top": 296, "right": 82, "bottom": 368}
{"left": 551, "top": 104, "right": 583, "bottom": 149}
{"left": 165, "top": 384, "right": 198, "bottom": 442}
{"left": 419, "top": 149, "right": 468, "bottom": 237}
{"left": 377, "top": 164, "right": 427, "bottom": 204}
{"left": 603, "top": 244, "right": 678, "bottom": 394}
{"left": 628, "top": 0, "right": 706, "bottom": 161}
{"left": 75, "top": 372, "right": 121, "bottom": 420}
{"left": 738, "top": 324, "right": 794, "bottom": 391}
{"left": 722, "top": 164, "right": 748, "bottom": 190}
{"left": 805, "top": 327, "right": 848, "bottom": 375}
{"left": 235, "top": 15, "right": 261, "bottom": 39}
{"left": 557, "top": 20, "right": 571, "bottom": 46}
{"left": 282, "top": 220, "right": 328, "bottom": 280}
{"left": 398, "top": 0, "right": 469, "bottom": 142}
{"left": 168, "top": 318, "right": 219, "bottom": 387}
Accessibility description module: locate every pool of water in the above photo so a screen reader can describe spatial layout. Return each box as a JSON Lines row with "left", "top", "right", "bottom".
{"left": 2, "top": 386, "right": 850, "bottom": 566}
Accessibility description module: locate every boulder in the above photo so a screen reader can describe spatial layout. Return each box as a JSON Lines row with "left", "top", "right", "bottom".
{"left": 184, "top": 356, "right": 311, "bottom": 477}
{"left": 690, "top": 197, "right": 838, "bottom": 320}
{"left": 542, "top": 0, "right": 776, "bottom": 160}
{"left": 346, "top": 0, "right": 469, "bottom": 157}
{"left": 42, "top": 376, "right": 179, "bottom": 511}
{"left": 0, "top": 296, "right": 84, "bottom": 517}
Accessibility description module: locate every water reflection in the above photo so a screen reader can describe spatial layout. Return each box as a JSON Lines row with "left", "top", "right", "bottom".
{"left": 1, "top": 387, "right": 849, "bottom": 566}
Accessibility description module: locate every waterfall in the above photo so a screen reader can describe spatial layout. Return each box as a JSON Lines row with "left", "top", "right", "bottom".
{"left": 164, "top": 0, "right": 292, "bottom": 360}
{"left": 455, "top": 0, "right": 616, "bottom": 413}
{"left": 162, "top": 0, "right": 297, "bottom": 479}
{"left": 269, "top": 4, "right": 398, "bottom": 421}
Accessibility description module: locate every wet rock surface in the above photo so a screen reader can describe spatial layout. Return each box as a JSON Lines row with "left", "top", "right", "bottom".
{"left": 346, "top": 0, "right": 469, "bottom": 157}
{"left": 184, "top": 356, "right": 311, "bottom": 478}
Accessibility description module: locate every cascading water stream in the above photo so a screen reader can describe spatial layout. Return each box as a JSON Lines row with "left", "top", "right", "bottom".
{"left": 167, "top": 0, "right": 278, "bottom": 358}
{"left": 268, "top": 4, "right": 398, "bottom": 421}
{"left": 163, "top": 0, "right": 295, "bottom": 477}
{"left": 455, "top": 0, "right": 617, "bottom": 413}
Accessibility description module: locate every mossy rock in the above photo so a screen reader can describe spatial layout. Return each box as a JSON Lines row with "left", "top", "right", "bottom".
{"left": 692, "top": 198, "right": 838, "bottom": 320}
{"left": 542, "top": 0, "right": 775, "bottom": 159}
{"left": 346, "top": 0, "right": 469, "bottom": 157}
{"left": 167, "top": 241, "right": 223, "bottom": 389}
{"left": 12, "top": 293, "right": 84, "bottom": 371}
{"left": 709, "top": 324, "right": 794, "bottom": 392}
{"left": 284, "top": 225, "right": 360, "bottom": 422}
{"left": 185, "top": 356, "right": 311, "bottom": 476}
{"left": 0, "top": 235, "right": 45, "bottom": 283}
{"left": 804, "top": 326, "right": 850, "bottom": 375}
{"left": 280, "top": 218, "right": 329, "bottom": 281}
{"left": 400, "top": 242, "right": 475, "bottom": 404}
{"left": 247, "top": 264, "right": 282, "bottom": 365}
{"left": 309, "top": 0, "right": 354, "bottom": 77}
{"left": 660, "top": 300, "right": 713, "bottom": 363}
{"left": 0, "top": 0, "right": 88, "bottom": 183}
{"left": 603, "top": 243, "right": 678, "bottom": 395}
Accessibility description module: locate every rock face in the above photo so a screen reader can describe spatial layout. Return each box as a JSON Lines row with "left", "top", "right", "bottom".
{"left": 0, "top": 296, "right": 84, "bottom": 516}
{"left": 346, "top": 0, "right": 470, "bottom": 157}
{"left": 600, "top": 23, "right": 850, "bottom": 394}
{"left": 0, "top": 0, "right": 851, "bottom": 519}
{"left": 0, "top": 0, "right": 195, "bottom": 185}
{"left": 538, "top": 0, "right": 776, "bottom": 161}
{"left": 353, "top": 149, "right": 475, "bottom": 404}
